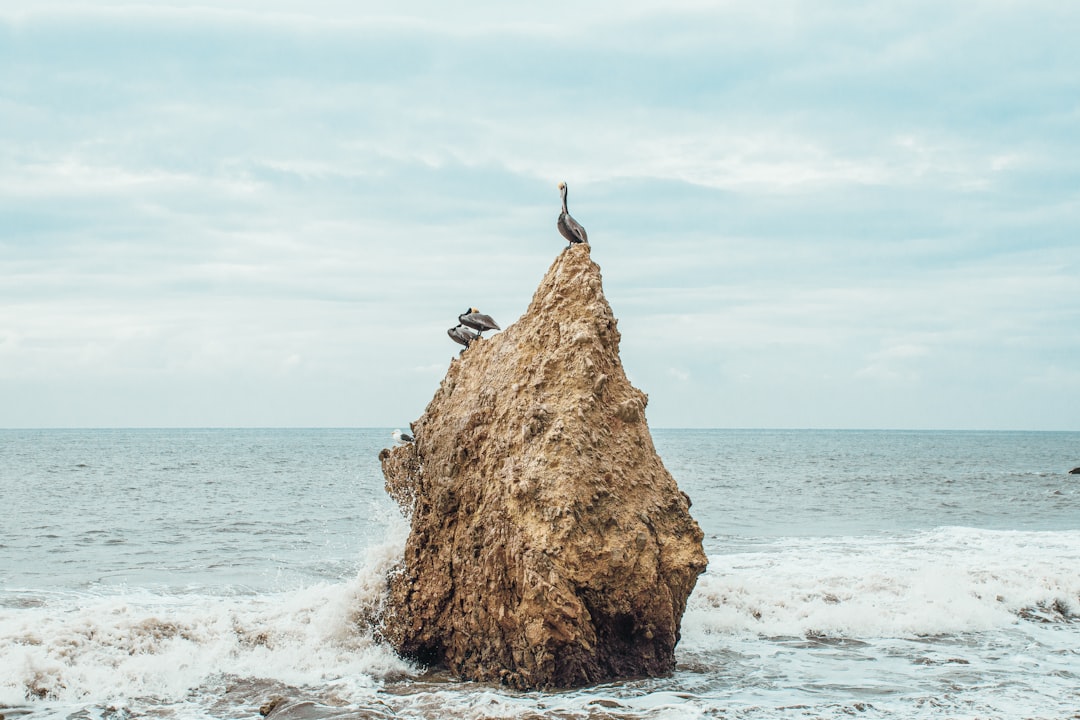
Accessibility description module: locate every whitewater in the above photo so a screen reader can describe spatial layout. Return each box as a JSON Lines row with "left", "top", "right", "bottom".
{"left": 2, "top": 428, "right": 1078, "bottom": 719}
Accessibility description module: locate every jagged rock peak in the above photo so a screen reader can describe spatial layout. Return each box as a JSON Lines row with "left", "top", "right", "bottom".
{"left": 379, "top": 243, "right": 707, "bottom": 689}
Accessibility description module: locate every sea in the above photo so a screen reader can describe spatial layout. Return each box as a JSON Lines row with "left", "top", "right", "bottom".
{"left": 2, "top": 428, "right": 1078, "bottom": 720}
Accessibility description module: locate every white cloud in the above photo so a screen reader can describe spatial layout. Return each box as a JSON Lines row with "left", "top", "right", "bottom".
{"left": 2, "top": 1, "right": 1079, "bottom": 428}
{"left": 0, "top": 157, "right": 262, "bottom": 198}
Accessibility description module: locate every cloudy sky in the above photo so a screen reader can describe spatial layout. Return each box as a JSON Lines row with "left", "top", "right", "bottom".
{"left": 2, "top": 1, "right": 1078, "bottom": 429}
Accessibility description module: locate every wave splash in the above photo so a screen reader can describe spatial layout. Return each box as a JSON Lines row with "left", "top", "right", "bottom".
{"left": 684, "top": 526, "right": 1080, "bottom": 641}
{"left": 3, "top": 526, "right": 1079, "bottom": 719}
{"left": 0, "top": 535, "right": 413, "bottom": 711}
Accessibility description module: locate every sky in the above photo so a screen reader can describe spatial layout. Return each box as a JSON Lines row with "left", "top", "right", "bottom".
{"left": 2, "top": 1, "right": 1078, "bottom": 430}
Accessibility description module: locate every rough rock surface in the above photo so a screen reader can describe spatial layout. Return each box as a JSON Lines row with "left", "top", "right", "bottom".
{"left": 378, "top": 244, "right": 707, "bottom": 690}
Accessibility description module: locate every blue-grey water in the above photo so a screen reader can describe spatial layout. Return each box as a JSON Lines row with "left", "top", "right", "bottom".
{"left": 2, "top": 428, "right": 1078, "bottom": 719}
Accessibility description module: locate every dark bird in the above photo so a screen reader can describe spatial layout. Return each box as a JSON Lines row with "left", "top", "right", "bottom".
{"left": 458, "top": 308, "right": 501, "bottom": 337}
{"left": 448, "top": 323, "right": 479, "bottom": 351}
{"left": 392, "top": 429, "right": 413, "bottom": 444}
{"left": 557, "top": 181, "right": 588, "bottom": 248}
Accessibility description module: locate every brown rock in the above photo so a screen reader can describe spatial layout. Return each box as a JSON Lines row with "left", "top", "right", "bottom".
{"left": 379, "top": 244, "right": 707, "bottom": 689}
{"left": 259, "top": 696, "right": 286, "bottom": 717}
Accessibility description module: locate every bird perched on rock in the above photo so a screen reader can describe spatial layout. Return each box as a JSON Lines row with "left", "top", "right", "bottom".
{"left": 448, "top": 323, "right": 479, "bottom": 351}
{"left": 392, "top": 429, "right": 414, "bottom": 444}
{"left": 458, "top": 308, "right": 501, "bottom": 337}
{"left": 557, "top": 181, "right": 588, "bottom": 248}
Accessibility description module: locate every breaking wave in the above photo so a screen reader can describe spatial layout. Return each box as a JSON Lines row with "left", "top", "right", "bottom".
{"left": 684, "top": 526, "right": 1080, "bottom": 641}
{"left": 3, "top": 526, "right": 1079, "bottom": 719}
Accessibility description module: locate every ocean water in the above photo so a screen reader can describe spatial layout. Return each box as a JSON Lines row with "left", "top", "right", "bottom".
{"left": 2, "top": 428, "right": 1078, "bottom": 719}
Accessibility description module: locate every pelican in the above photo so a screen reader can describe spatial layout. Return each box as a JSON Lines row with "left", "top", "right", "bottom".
{"left": 458, "top": 308, "right": 500, "bottom": 337}
{"left": 557, "top": 181, "right": 588, "bottom": 247}
{"left": 448, "top": 323, "right": 479, "bottom": 351}
{"left": 392, "top": 429, "right": 413, "bottom": 444}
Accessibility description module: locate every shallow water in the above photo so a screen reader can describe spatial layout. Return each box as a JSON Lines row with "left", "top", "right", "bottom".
{"left": 2, "top": 428, "right": 1079, "bottom": 719}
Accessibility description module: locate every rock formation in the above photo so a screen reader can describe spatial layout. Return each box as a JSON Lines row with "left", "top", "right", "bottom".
{"left": 378, "top": 244, "right": 707, "bottom": 690}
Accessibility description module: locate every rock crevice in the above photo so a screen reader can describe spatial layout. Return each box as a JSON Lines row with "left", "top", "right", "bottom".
{"left": 379, "top": 244, "right": 707, "bottom": 689}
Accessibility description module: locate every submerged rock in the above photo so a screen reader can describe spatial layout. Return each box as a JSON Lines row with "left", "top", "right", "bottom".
{"left": 379, "top": 244, "right": 707, "bottom": 689}
{"left": 258, "top": 696, "right": 286, "bottom": 717}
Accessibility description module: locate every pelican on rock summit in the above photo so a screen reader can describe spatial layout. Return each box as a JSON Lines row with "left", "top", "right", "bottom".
{"left": 557, "top": 181, "right": 588, "bottom": 248}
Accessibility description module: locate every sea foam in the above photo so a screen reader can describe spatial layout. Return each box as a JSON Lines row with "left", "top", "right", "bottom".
{"left": 683, "top": 526, "right": 1080, "bottom": 642}
{"left": 5, "top": 523, "right": 1079, "bottom": 719}
{"left": 0, "top": 532, "right": 413, "bottom": 710}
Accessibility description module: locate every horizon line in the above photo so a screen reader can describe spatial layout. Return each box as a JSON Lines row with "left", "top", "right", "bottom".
{"left": 2, "top": 425, "right": 1078, "bottom": 433}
